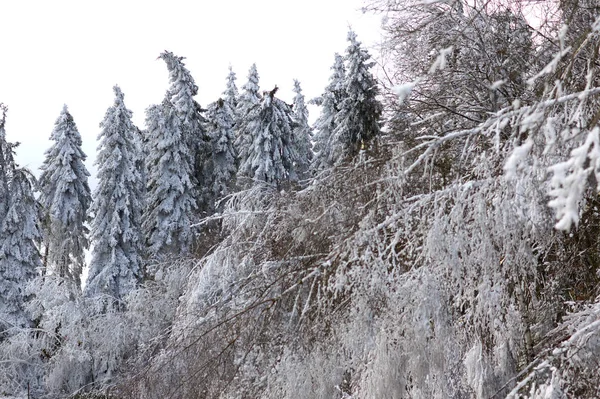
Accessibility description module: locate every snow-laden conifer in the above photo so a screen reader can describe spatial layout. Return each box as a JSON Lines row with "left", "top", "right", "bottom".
{"left": 312, "top": 53, "right": 346, "bottom": 172}
{"left": 143, "top": 97, "right": 197, "bottom": 257}
{"left": 235, "top": 64, "right": 262, "bottom": 161}
{"left": 85, "top": 86, "right": 143, "bottom": 305}
{"left": 0, "top": 167, "right": 41, "bottom": 330}
{"left": 236, "top": 64, "right": 261, "bottom": 123}
{"left": 206, "top": 98, "right": 237, "bottom": 204}
{"left": 39, "top": 105, "right": 91, "bottom": 289}
{"left": 237, "top": 87, "right": 298, "bottom": 186}
{"left": 291, "top": 80, "right": 313, "bottom": 182}
{"left": 159, "top": 51, "right": 209, "bottom": 208}
{"left": 0, "top": 105, "right": 11, "bottom": 216}
{"left": 223, "top": 66, "right": 239, "bottom": 112}
{"left": 332, "top": 31, "right": 382, "bottom": 162}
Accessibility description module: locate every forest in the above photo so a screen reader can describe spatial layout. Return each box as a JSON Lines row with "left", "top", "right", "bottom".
{"left": 2, "top": 0, "right": 600, "bottom": 398}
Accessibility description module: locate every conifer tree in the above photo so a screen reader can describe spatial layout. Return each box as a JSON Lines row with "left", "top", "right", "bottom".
{"left": 143, "top": 98, "right": 197, "bottom": 257}
{"left": 133, "top": 125, "right": 147, "bottom": 202}
{"left": 291, "top": 80, "right": 313, "bottom": 182}
{"left": 223, "top": 66, "right": 239, "bottom": 112}
{"left": 237, "top": 87, "right": 298, "bottom": 186}
{"left": 332, "top": 31, "right": 382, "bottom": 162}
{"left": 85, "top": 86, "right": 143, "bottom": 305}
{"left": 0, "top": 106, "right": 41, "bottom": 330}
{"left": 0, "top": 168, "right": 41, "bottom": 330}
{"left": 159, "top": 51, "right": 210, "bottom": 210}
{"left": 236, "top": 64, "right": 261, "bottom": 124}
{"left": 39, "top": 105, "right": 91, "bottom": 289}
{"left": 0, "top": 105, "right": 12, "bottom": 219}
{"left": 206, "top": 98, "right": 237, "bottom": 205}
{"left": 312, "top": 53, "right": 346, "bottom": 172}
{"left": 235, "top": 64, "right": 262, "bottom": 158}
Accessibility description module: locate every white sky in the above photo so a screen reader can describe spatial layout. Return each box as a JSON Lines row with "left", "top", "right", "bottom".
{"left": 0, "top": 0, "right": 382, "bottom": 184}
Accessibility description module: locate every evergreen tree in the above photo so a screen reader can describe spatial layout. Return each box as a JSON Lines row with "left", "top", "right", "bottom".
{"left": 235, "top": 64, "right": 262, "bottom": 158}
{"left": 0, "top": 107, "right": 41, "bottom": 330}
{"left": 223, "top": 65, "right": 239, "bottom": 112}
{"left": 0, "top": 168, "right": 41, "bottom": 330}
{"left": 237, "top": 87, "right": 298, "bottom": 186}
{"left": 85, "top": 86, "right": 143, "bottom": 305}
{"left": 236, "top": 64, "right": 261, "bottom": 123}
{"left": 332, "top": 31, "right": 383, "bottom": 162}
{"left": 0, "top": 103, "right": 41, "bottom": 332}
{"left": 291, "top": 80, "right": 313, "bottom": 182}
{"left": 0, "top": 105, "right": 12, "bottom": 223}
{"left": 133, "top": 125, "right": 147, "bottom": 203}
{"left": 159, "top": 51, "right": 210, "bottom": 210}
{"left": 206, "top": 98, "right": 237, "bottom": 205}
{"left": 39, "top": 105, "right": 91, "bottom": 289}
{"left": 312, "top": 53, "right": 346, "bottom": 172}
{"left": 143, "top": 98, "right": 197, "bottom": 257}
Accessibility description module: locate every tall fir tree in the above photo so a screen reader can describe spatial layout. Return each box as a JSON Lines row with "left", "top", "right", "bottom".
{"left": 235, "top": 64, "right": 262, "bottom": 157}
{"left": 0, "top": 169, "right": 42, "bottom": 330}
{"left": 236, "top": 64, "right": 261, "bottom": 124}
{"left": 159, "top": 51, "right": 210, "bottom": 204}
{"left": 143, "top": 51, "right": 205, "bottom": 257}
{"left": 39, "top": 105, "right": 91, "bottom": 289}
{"left": 0, "top": 106, "right": 41, "bottom": 330}
{"left": 291, "top": 80, "right": 313, "bottom": 182}
{"left": 85, "top": 86, "right": 143, "bottom": 305}
{"left": 223, "top": 65, "right": 239, "bottom": 113}
{"left": 206, "top": 98, "right": 237, "bottom": 206}
{"left": 143, "top": 98, "right": 197, "bottom": 257}
{"left": 332, "top": 31, "right": 382, "bottom": 162}
{"left": 237, "top": 87, "right": 298, "bottom": 186}
{"left": 312, "top": 53, "right": 346, "bottom": 172}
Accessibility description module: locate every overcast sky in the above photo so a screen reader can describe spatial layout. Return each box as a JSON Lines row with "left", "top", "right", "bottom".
{"left": 0, "top": 0, "right": 382, "bottom": 183}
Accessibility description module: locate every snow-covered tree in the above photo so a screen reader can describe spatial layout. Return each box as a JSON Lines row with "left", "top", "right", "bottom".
{"left": 223, "top": 65, "right": 239, "bottom": 112}
{"left": 142, "top": 51, "right": 206, "bottom": 257}
{"left": 312, "top": 53, "right": 346, "bottom": 172}
{"left": 236, "top": 64, "right": 261, "bottom": 124}
{"left": 133, "top": 125, "right": 147, "bottom": 205}
{"left": 291, "top": 80, "right": 313, "bottom": 182}
{"left": 0, "top": 166, "right": 41, "bottom": 331}
{"left": 159, "top": 51, "right": 210, "bottom": 210}
{"left": 143, "top": 97, "right": 197, "bottom": 257}
{"left": 237, "top": 87, "right": 298, "bottom": 186}
{"left": 331, "top": 31, "right": 382, "bottom": 162}
{"left": 0, "top": 105, "right": 11, "bottom": 215}
{"left": 235, "top": 64, "right": 262, "bottom": 160}
{"left": 206, "top": 98, "right": 237, "bottom": 205}
{"left": 39, "top": 105, "right": 91, "bottom": 289}
{"left": 85, "top": 86, "right": 143, "bottom": 305}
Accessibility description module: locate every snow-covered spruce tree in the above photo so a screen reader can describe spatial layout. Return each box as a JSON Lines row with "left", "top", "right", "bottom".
{"left": 0, "top": 105, "right": 11, "bottom": 214}
{"left": 311, "top": 53, "right": 346, "bottom": 172}
{"left": 133, "top": 125, "right": 147, "bottom": 206}
{"left": 159, "top": 51, "right": 210, "bottom": 212}
{"left": 235, "top": 64, "right": 261, "bottom": 161}
{"left": 206, "top": 98, "right": 237, "bottom": 205}
{"left": 331, "top": 31, "right": 383, "bottom": 163}
{"left": 85, "top": 86, "right": 143, "bottom": 307}
{"left": 237, "top": 86, "right": 298, "bottom": 186}
{"left": 291, "top": 80, "right": 313, "bottom": 182}
{"left": 236, "top": 64, "right": 261, "bottom": 124}
{"left": 223, "top": 65, "right": 239, "bottom": 115}
{"left": 39, "top": 105, "right": 91, "bottom": 289}
{"left": 143, "top": 97, "right": 197, "bottom": 257}
{"left": 0, "top": 167, "right": 42, "bottom": 331}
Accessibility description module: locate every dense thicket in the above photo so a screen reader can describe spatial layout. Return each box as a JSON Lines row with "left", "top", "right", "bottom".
{"left": 3, "top": 1, "right": 600, "bottom": 397}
